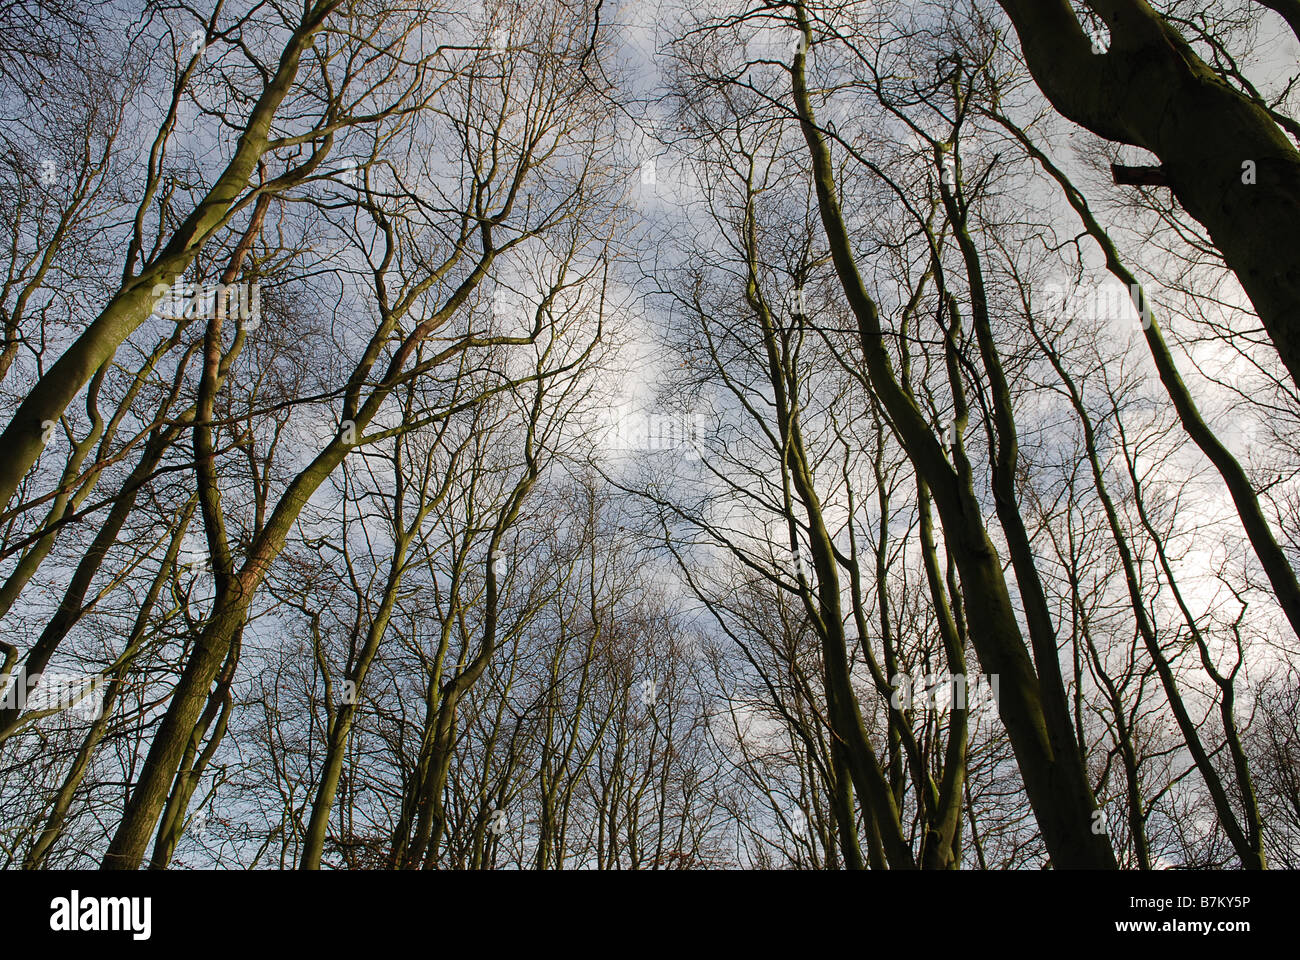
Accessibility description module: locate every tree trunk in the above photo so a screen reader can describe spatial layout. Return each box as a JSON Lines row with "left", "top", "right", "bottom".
{"left": 997, "top": 0, "right": 1300, "bottom": 391}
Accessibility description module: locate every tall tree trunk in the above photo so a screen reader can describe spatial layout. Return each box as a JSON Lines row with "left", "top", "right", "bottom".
{"left": 24, "top": 501, "right": 196, "bottom": 868}
{"left": 996, "top": 0, "right": 1300, "bottom": 391}
{"left": 790, "top": 2, "right": 1115, "bottom": 868}
{"left": 1000, "top": 116, "right": 1300, "bottom": 645}
{"left": 1038, "top": 330, "right": 1266, "bottom": 869}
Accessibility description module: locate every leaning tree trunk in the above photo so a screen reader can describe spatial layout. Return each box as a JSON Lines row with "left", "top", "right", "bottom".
{"left": 790, "top": 2, "right": 1116, "bottom": 869}
{"left": 996, "top": 0, "right": 1300, "bottom": 392}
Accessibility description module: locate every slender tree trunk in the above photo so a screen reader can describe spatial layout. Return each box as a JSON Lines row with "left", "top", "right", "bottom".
{"left": 24, "top": 501, "right": 196, "bottom": 868}
{"left": 790, "top": 2, "right": 1115, "bottom": 868}
{"left": 1040, "top": 333, "right": 1266, "bottom": 869}
{"left": 1001, "top": 118, "right": 1300, "bottom": 645}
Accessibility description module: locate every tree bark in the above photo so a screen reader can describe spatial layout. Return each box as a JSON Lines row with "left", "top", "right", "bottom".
{"left": 997, "top": 0, "right": 1300, "bottom": 391}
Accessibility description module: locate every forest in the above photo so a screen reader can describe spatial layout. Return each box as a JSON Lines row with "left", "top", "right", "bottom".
{"left": 0, "top": 0, "right": 1298, "bottom": 871}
